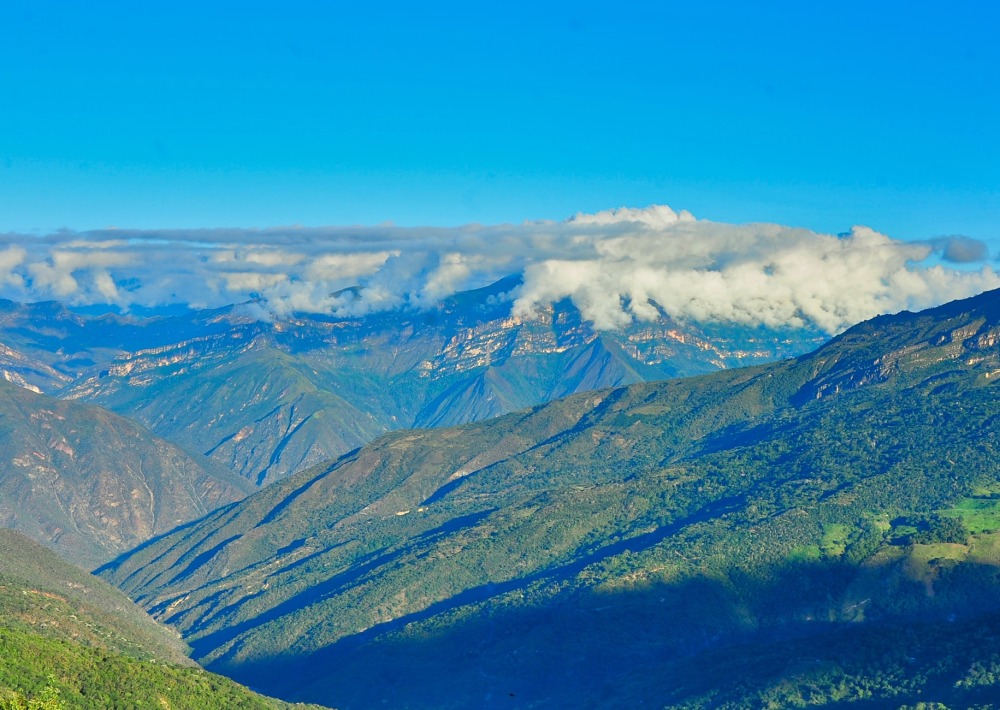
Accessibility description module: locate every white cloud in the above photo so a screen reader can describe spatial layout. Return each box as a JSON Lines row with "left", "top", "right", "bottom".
{"left": 303, "top": 251, "right": 397, "bottom": 283}
{"left": 0, "top": 206, "right": 996, "bottom": 333}
{"left": 567, "top": 204, "right": 696, "bottom": 228}
{"left": 0, "top": 246, "right": 27, "bottom": 288}
{"left": 26, "top": 249, "right": 134, "bottom": 303}
{"left": 513, "top": 220, "right": 1000, "bottom": 334}
{"left": 221, "top": 271, "right": 289, "bottom": 294}
{"left": 93, "top": 270, "right": 121, "bottom": 302}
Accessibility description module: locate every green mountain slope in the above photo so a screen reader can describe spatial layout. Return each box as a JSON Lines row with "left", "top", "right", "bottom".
{"left": 0, "top": 528, "right": 192, "bottom": 665}
{"left": 96, "top": 287, "right": 1000, "bottom": 707}
{"left": 0, "top": 529, "right": 327, "bottom": 709}
{"left": 0, "top": 379, "right": 251, "bottom": 568}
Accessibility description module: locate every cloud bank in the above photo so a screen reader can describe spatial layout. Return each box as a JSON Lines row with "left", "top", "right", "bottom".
{"left": 0, "top": 205, "right": 996, "bottom": 334}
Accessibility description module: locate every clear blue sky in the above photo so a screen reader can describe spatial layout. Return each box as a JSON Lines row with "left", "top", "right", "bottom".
{"left": 1, "top": 1, "right": 997, "bottom": 242}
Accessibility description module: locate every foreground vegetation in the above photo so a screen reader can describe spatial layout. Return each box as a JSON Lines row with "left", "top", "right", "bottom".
{"left": 0, "top": 627, "right": 316, "bottom": 710}
{"left": 0, "top": 530, "right": 326, "bottom": 709}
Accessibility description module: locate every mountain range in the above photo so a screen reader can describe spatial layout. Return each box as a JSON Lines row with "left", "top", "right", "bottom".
{"left": 95, "top": 287, "right": 1000, "bottom": 708}
{"left": 1, "top": 277, "right": 824, "bottom": 486}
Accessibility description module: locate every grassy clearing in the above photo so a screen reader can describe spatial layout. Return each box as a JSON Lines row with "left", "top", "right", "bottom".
{"left": 942, "top": 497, "right": 1000, "bottom": 534}
{"left": 819, "top": 523, "right": 851, "bottom": 556}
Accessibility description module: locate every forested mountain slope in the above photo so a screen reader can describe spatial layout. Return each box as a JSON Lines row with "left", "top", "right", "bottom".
{"left": 0, "top": 528, "right": 192, "bottom": 665}
{"left": 99, "top": 288, "right": 1000, "bottom": 707}
{"left": 0, "top": 379, "right": 251, "bottom": 568}
{"left": 0, "top": 529, "right": 328, "bottom": 709}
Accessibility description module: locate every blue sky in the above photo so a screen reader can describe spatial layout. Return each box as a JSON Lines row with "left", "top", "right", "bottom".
{"left": 1, "top": 1, "right": 997, "bottom": 243}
